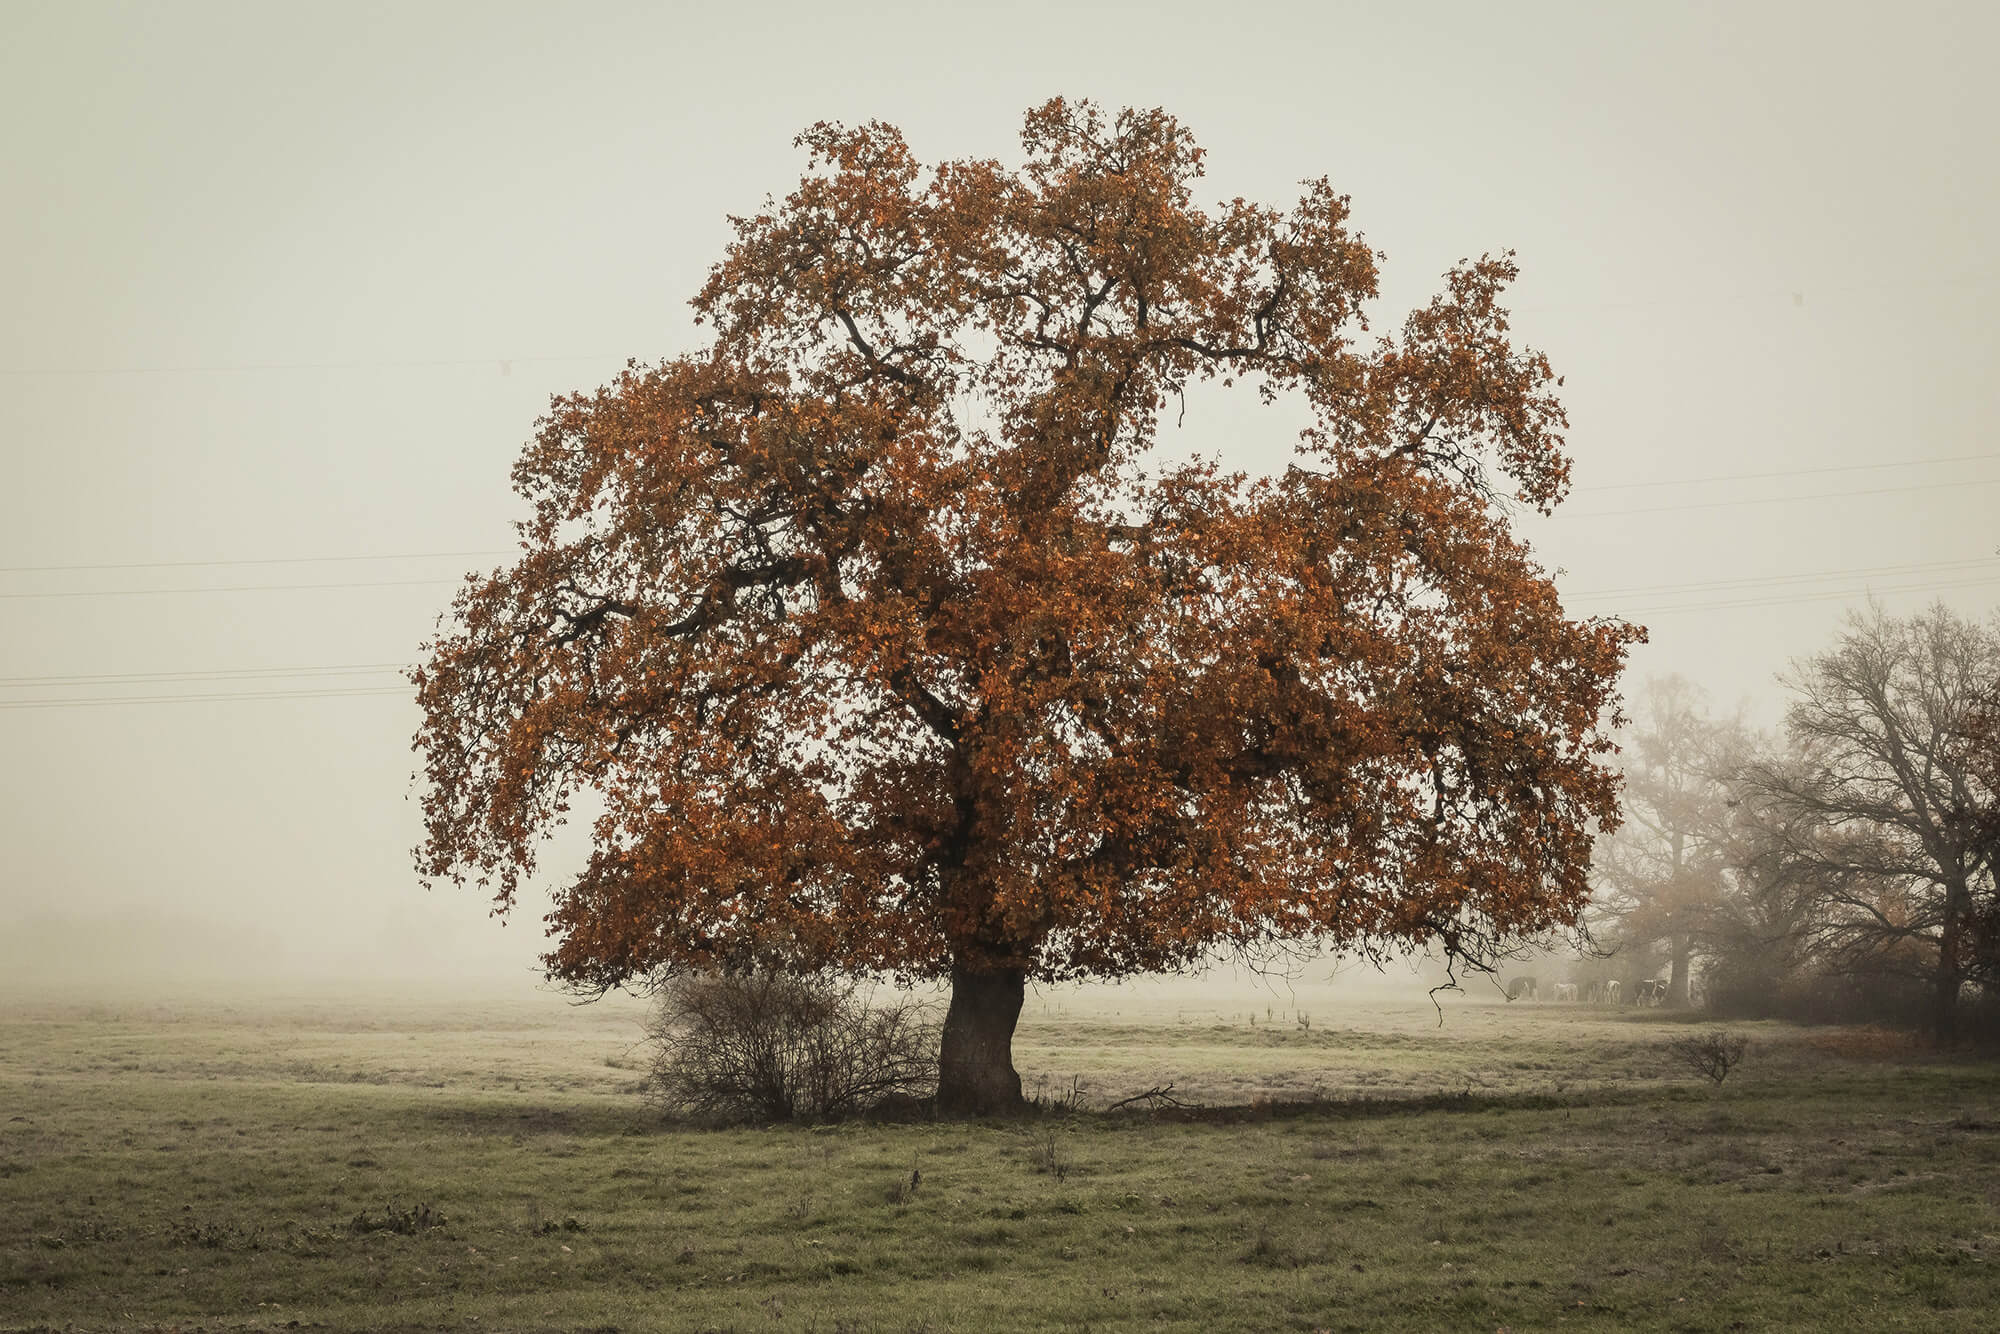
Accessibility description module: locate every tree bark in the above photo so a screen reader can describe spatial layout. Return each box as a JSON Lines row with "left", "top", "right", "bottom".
{"left": 937, "top": 962, "right": 1027, "bottom": 1116}
{"left": 1934, "top": 966, "right": 1961, "bottom": 1043}
{"left": 1667, "top": 936, "right": 1693, "bottom": 1008}
{"left": 1936, "top": 884, "right": 1968, "bottom": 1042}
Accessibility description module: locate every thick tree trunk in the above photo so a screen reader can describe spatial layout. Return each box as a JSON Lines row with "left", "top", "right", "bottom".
{"left": 937, "top": 962, "right": 1027, "bottom": 1116}
{"left": 1936, "top": 892, "right": 1967, "bottom": 1043}
{"left": 1934, "top": 966, "right": 1962, "bottom": 1043}
{"left": 1667, "top": 937, "right": 1693, "bottom": 1009}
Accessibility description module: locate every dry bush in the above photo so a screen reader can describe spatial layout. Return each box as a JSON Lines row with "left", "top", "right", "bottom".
{"left": 884, "top": 1167, "right": 922, "bottom": 1206}
{"left": 1030, "top": 1074, "right": 1087, "bottom": 1115}
{"left": 1668, "top": 1029, "right": 1751, "bottom": 1085}
{"left": 347, "top": 1202, "right": 447, "bottom": 1235}
{"left": 644, "top": 971, "right": 938, "bottom": 1124}
{"left": 1030, "top": 1129, "right": 1071, "bottom": 1182}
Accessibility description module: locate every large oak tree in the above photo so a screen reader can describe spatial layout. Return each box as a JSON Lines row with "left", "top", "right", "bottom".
{"left": 412, "top": 100, "right": 1640, "bottom": 1113}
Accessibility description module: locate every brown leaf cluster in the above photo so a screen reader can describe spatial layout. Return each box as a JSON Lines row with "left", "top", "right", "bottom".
{"left": 411, "top": 100, "right": 1641, "bottom": 991}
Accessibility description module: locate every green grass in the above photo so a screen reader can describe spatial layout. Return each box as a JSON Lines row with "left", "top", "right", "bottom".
{"left": 4, "top": 991, "right": 2000, "bottom": 1331}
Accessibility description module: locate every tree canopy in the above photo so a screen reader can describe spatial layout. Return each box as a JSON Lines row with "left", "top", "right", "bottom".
{"left": 1738, "top": 604, "right": 2000, "bottom": 1038}
{"left": 1589, "top": 678, "right": 1744, "bottom": 1006}
{"left": 412, "top": 99, "right": 1641, "bottom": 1111}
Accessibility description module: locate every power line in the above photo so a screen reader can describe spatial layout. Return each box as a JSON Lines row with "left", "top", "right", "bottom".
{"left": 0, "top": 663, "right": 409, "bottom": 687}
{"left": 4, "top": 547, "right": 1993, "bottom": 616}
{"left": 1579, "top": 573, "right": 2000, "bottom": 618}
{"left": 1, "top": 489, "right": 1984, "bottom": 594}
{"left": 8, "top": 575, "right": 1997, "bottom": 706}
{"left": 1569, "top": 555, "right": 1999, "bottom": 600}
{"left": 1, "top": 455, "right": 1985, "bottom": 584}
{"left": 0, "top": 686, "right": 411, "bottom": 709}
{"left": 1571, "top": 449, "right": 2000, "bottom": 493}
{"left": 1509, "top": 270, "right": 2000, "bottom": 316}
{"left": 0, "top": 576, "right": 460, "bottom": 600}
{"left": 0, "top": 352, "right": 637, "bottom": 378}
{"left": 1557, "top": 474, "right": 2000, "bottom": 520}
{"left": 0, "top": 549, "right": 508, "bottom": 575}
{"left": 13, "top": 557, "right": 1984, "bottom": 678}
{"left": 6, "top": 272, "right": 1995, "bottom": 378}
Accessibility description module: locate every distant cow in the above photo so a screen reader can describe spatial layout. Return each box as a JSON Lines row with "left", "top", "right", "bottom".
{"left": 1584, "top": 981, "right": 1606, "bottom": 1004}
{"left": 1605, "top": 980, "right": 1622, "bottom": 1005}
{"left": 1506, "top": 976, "right": 1540, "bottom": 1002}
{"left": 1552, "top": 982, "right": 1578, "bottom": 1002}
{"left": 1634, "top": 978, "right": 1668, "bottom": 1007}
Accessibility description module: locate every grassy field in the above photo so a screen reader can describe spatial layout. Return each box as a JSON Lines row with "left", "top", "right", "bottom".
{"left": 4, "top": 984, "right": 1999, "bottom": 1332}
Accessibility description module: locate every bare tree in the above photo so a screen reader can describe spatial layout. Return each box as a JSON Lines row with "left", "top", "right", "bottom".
{"left": 1702, "top": 749, "right": 1847, "bottom": 1017}
{"left": 1591, "top": 677, "right": 1741, "bottom": 1007}
{"left": 1741, "top": 604, "right": 1999, "bottom": 1040}
{"left": 1950, "top": 660, "right": 2000, "bottom": 985}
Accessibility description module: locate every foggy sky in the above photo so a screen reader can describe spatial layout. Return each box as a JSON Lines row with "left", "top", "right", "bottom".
{"left": 3, "top": 1, "right": 1995, "bottom": 994}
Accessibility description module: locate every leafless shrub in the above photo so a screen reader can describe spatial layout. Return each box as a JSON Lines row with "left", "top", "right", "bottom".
{"left": 1242, "top": 1223, "right": 1315, "bottom": 1268}
{"left": 644, "top": 970, "right": 938, "bottom": 1124}
{"left": 347, "top": 1202, "right": 446, "bottom": 1235}
{"left": 1030, "top": 1075, "right": 1087, "bottom": 1115}
{"left": 532, "top": 1215, "right": 587, "bottom": 1235}
{"left": 884, "top": 1166, "right": 922, "bottom": 1206}
{"left": 1031, "top": 1130, "right": 1071, "bottom": 1182}
{"left": 1669, "top": 1029, "right": 1751, "bottom": 1085}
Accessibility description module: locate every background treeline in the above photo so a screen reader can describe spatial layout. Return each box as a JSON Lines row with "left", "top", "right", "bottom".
{"left": 1579, "top": 602, "right": 2000, "bottom": 1040}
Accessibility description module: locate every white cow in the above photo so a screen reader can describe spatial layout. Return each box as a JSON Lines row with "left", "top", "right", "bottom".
{"left": 1552, "top": 982, "right": 1578, "bottom": 1002}
{"left": 1605, "top": 979, "right": 1621, "bottom": 1005}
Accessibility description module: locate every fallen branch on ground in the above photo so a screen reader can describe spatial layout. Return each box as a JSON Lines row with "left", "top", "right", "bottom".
{"left": 1105, "top": 1083, "right": 1186, "bottom": 1112}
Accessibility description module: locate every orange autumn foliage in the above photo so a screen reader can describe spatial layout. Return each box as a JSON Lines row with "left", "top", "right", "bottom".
{"left": 412, "top": 99, "right": 1641, "bottom": 998}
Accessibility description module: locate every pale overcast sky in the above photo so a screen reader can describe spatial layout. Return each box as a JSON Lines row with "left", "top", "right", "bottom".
{"left": 3, "top": 1, "right": 1995, "bottom": 993}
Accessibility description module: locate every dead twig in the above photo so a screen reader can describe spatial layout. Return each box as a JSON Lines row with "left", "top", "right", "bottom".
{"left": 1105, "top": 1083, "right": 1185, "bottom": 1112}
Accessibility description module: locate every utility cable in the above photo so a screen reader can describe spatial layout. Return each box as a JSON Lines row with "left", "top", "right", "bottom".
{"left": 0, "top": 549, "right": 508, "bottom": 575}
{"left": 0, "top": 663, "right": 409, "bottom": 687}
{"left": 1577, "top": 573, "right": 2000, "bottom": 618}
{"left": 5, "top": 271, "right": 1994, "bottom": 377}
{"left": 1569, "top": 555, "right": 1999, "bottom": 600}
{"left": 0, "top": 686, "right": 412, "bottom": 709}
{"left": 0, "top": 352, "right": 636, "bottom": 377}
{"left": 1557, "top": 474, "right": 2000, "bottom": 520}
{"left": 3, "top": 456, "right": 1989, "bottom": 581}
{"left": 10, "top": 579, "right": 1999, "bottom": 706}
{"left": 1570, "top": 449, "right": 2000, "bottom": 492}
{"left": 0, "top": 576, "right": 460, "bottom": 600}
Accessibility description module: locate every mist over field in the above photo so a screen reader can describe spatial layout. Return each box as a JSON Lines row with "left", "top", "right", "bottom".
{"left": 3, "top": 2, "right": 1996, "bottom": 1006}
{"left": 3, "top": 7, "right": 1998, "bottom": 1326}
{"left": 0, "top": 909, "right": 1453, "bottom": 1026}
